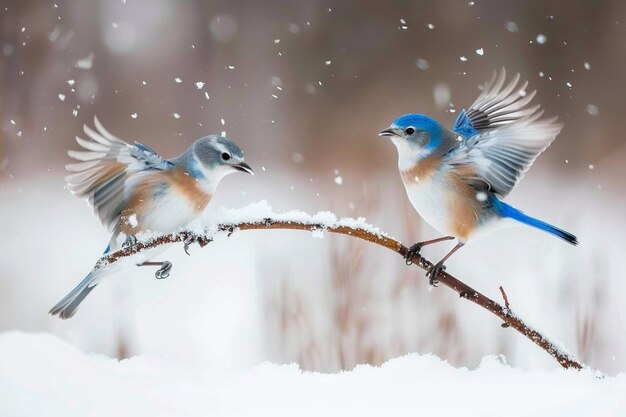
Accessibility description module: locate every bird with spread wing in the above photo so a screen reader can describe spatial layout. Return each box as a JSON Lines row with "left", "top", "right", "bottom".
{"left": 50, "top": 118, "right": 254, "bottom": 319}
{"left": 379, "top": 69, "right": 577, "bottom": 284}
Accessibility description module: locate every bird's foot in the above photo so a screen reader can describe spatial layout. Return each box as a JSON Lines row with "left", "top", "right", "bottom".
{"left": 155, "top": 261, "right": 172, "bottom": 279}
{"left": 405, "top": 243, "right": 423, "bottom": 265}
{"left": 426, "top": 262, "right": 446, "bottom": 286}
{"left": 183, "top": 234, "right": 198, "bottom": 256}
{"left": 122, "top": 235, "right": 138, "bottom": 249}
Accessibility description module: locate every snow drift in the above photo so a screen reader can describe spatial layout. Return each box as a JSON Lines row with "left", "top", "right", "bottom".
{"left": 0, "top": 332, "right": 623, "bottom": 417}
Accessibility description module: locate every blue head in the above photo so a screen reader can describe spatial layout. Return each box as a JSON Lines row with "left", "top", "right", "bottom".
{"left": 380, "top": 114, "right": 443, "bottom": 150}
{"left": 379, "top": 114, "right": 444, "bottom": 168}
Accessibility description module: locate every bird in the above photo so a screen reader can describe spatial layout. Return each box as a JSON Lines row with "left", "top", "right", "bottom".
{"left": 379, "top": 69, "right": 577, "bottom": 284}
{"left": 49, "top": 117, "right": 254, "bottom": 319}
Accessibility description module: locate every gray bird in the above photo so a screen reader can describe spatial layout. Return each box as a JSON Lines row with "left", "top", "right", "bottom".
{"left": 50, "top": 117, "right": 253, "bottom": 319}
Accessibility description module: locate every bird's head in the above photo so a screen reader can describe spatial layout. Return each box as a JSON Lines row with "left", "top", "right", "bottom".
{"left": 190, "top": 135, "right": 254, "bottom": 183}
{"left": 379, "top": 114, "right": 443, "bottom": 167}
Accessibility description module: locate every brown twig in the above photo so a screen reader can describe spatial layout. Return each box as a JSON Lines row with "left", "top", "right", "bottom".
{"left": 499, "top": 286, "right": 511, "bottom": 310}
{"left": 95, "top": 218, "right": 583, "bottom": 370}
{"left": 499, "top": 286, "right": 511, "bottom": 328}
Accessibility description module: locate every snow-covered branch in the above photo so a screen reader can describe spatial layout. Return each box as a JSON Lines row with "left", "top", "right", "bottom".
{"left": 95, "top": 202, "right": 583, "bottom": 370}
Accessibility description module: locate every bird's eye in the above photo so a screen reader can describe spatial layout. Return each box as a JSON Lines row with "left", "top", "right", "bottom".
{"left": 221, "top": 152, "right": 231, "bottom": 161}
{"left": 405, "top": 127, "right": 415, "bottom": 135}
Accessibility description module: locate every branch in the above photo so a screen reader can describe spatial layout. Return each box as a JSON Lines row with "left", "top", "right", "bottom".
{"left": 96, "top": 216, "right": 583, "bottom": 370}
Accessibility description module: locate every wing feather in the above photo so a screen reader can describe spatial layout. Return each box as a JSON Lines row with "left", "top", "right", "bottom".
{"left": 448, "top": 70, "right": 562, "bottom": 196}
{"left": 66, "top": 117, "right": 173, "bottom": 231}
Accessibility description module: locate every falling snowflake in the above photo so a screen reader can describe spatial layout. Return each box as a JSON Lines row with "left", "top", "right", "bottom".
{"left": 505, "top": 21, "right": 519, "bottom": 32}
{"left": 586, "top": 104, "right": 599, "bottom": 116}
{"left": 75, "top": 53, "right": 94, "bottom": 69}
{"left": 292, "top": 153, "right": 305, "bottom": 164}
{"left": 416, "top": 58, "right": 429, "bottom": 70}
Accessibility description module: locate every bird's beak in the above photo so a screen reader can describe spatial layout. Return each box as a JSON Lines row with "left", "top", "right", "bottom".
{"left": 233, "top": 161, "right": 254, "bottom": 175}
{"left": 378, "top": 127, "right": 396, "bottom": 137}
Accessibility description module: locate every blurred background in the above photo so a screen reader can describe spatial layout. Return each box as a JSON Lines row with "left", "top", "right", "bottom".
{"left": 1, "top": 0, "right": 625, "bottom": 375}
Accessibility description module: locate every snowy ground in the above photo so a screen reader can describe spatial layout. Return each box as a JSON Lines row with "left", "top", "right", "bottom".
{"left": 0, "top": 332, "right": 623, "bottom": 417}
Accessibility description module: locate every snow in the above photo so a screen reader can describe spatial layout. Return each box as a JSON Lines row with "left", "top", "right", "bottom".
{"left": 291, "top": 152, "right": 305, "bottom": 163}
{"left": 415, "top": 58, "right": 429, "bottom": 70}
{"left": 193, "top": 201, "right": 387, "bottom": 239}
{"left": 586, "top": 104, "right": 599, "bottom": 116}
{"left": 75, "top": 53, "right": 94, "bottom": 69}
{"left": 0, "top": 332, "right": 623, "bottom": 417}
{"left": 128, "top": 214, "right": 138, "bottom": 227}
{"left": 98, "top": 201, "right": 388, "bottom": 256}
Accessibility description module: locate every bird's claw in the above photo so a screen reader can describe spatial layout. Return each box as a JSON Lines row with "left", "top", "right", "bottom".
{"left": 183, "top": 234, "right": 197, "bottom": 256}
{"left": 405, "top": 243, "right": 423, "bottom": 265}
{"left": 426, "top": 263, "right": 446, "bottom": 286}
{"left": 122, "top": 235, "right": 137, "bottom": 249}
{"left": 155, "top": 261, "right": 172, "bottom": 279}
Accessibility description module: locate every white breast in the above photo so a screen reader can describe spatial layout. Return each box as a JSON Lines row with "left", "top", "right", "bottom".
{"left": 143, "top": 191, "right": 200, "bottom": 234}
{"left": 404, "top": 176, "right": 455, "bottom": 237}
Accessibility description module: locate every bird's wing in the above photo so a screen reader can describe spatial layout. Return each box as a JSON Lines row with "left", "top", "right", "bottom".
{"left": 447, "top": 69, "right": 562, "bottom": 197}
{"left": 66, "top": 117, "right": 174, "bottom": 231}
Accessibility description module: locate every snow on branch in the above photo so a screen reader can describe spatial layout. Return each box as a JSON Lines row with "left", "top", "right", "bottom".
{"left": 95, "top": 201, "right": 583, "bottom": 370}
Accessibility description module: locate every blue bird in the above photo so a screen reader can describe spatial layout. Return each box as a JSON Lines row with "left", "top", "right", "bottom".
{"left": 379, "top": 69, "right": 577, "bottom": 284}
{"left": 50, "top": 118, "right": 253, "bottom": 319}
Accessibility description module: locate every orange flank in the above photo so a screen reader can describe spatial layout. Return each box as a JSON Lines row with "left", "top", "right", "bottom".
{"left": 118, "top": 169, "right": 211, "bottom": 235}
{"left": 168, "top": 169, "right": 212, "bottom": 211}
{"left": 400, "top": 155, "right": 441, "bottom": 185}
{"left": 447, "top": 165, "right": 485, "bottom": 241}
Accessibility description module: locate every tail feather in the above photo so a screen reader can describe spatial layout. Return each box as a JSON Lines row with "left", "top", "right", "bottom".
{"left": 496, "top": 200, "right": 578, "bottom": 245}
{"left": 49, "top": 272, "right": 97, "bottom": 319}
